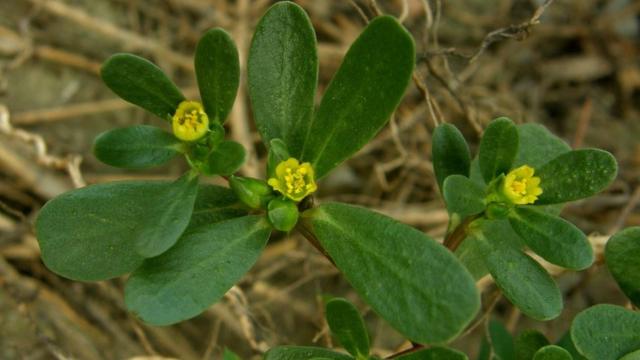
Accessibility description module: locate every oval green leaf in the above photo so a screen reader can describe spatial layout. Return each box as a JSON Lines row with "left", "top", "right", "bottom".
{"left": 306, "top": 202, "right": 479, "bottom": 344}
{"left": 508, "top": 207, "right": 593, "bottom": 270}
{"left": 125, "top": 215, "right": 272, "bottom": 325}
{"left": 187, "top": 184, "right": 248, "bottom": 230}
{"left": 36, "top": 175, "right": 198, "bottom": 280}
{"left": 195, "top": 28, "right": 239, "bottom": 123}
{"left": 514, "top": 124, "right": 570, "bottom": 169}
{"left": 248, "top": 1, "right": 317, "bottom": 156}
{"left": 396, "top": 347, "right": 468, "bottom": 360}
{"left": 478, "top": 117, "right": 519, "bottom": 183}
{"left": 432, "top": 123, "right": 471, "bottom": 192}
{"left": 300, "top": 16, "right": 415, "bottom": 179}
{"left": 620, "top": 349, "right": 640, "bottom": 360}
{"left": 203, "top": 140, "right": 246, "bottom": 176}
{"left": 515, "top": 330, "right": 550, "bottom": 360}
{"left": 536, "top": 149, "right": 617, "bottom": 205}
{"left": 443, "top": 175, "right": 486, "bottom": 220}
{"left": 326, "top": 298, "right": 370, "bottom": 358}
{"left": 571, "top": 304, "right": 640, "bottom": 360}
{"left": 605, "top": 227, "right": 640, "bottom": 307}
{"left": 101, "top": 53, "right": 185, "bottom": 120}
{"left": 490, "top": 320, "right": 515, "bottom": 360}
{"left": 93, "top": 125, "right": 182, "bottom": 169}
{"left": 533, "top": 345, "right": 572, "bottom": 360}
{"left": 481, "top": 231, "right": 562, "bottom": 320}
{"left": 264, "top": 346, "right": 352, "bottom": 360}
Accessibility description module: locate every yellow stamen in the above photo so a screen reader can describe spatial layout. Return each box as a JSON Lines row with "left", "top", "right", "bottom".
{"left": 502, "top": 165, "right": 543, "bottom": 205}
{"left": 267, "top": 158, "right": 317, "bottom": 202}
{"left": 172, "top": 100, "right": 209, "bottom": 141}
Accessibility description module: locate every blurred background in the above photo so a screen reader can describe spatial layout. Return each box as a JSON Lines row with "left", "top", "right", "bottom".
{"left": 1, "top": 0, "right": 639, "bottom": 358}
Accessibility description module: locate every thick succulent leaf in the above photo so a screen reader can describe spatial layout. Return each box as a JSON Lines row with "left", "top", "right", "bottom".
{"left": 605, "top": 227, "right": 640, "bottom": 307}
{"left": 222, "top": 349, "right": 241, "bottom": 360}
{"left": 533, "top": 346, "right": 572, "bottom": 360}
{"left": 443, "top": 175, "right": 486, "bottom": 220}
{"left": 306, "top": 202, "right": 479, "bottom": 344}
{"left": 36, "top": 175, "right": 198, "bottom": 280}
{"left": 620, "top": 349, "right": 640, "bottom": 360}
{"left": 248, "top": 2, "right": 317, "bottom": 156}
{"left": 300, "top": 16, "right": 415, "bottom": 179}
{"left": 478, "top": 117, "right": 519, "bottom": 183}
{"left": 432, "top": 123, "right": 471, "bottom": 192}
{"left": 489, "top": 320, "right": 515, "bottom": 360}
{"left": 536, "top": 149, "right": 617, "bottom": 205}
{"left": 515, "top": 330, "right": 550, "bottom": 360}
{"left": 187, "top": 184, "right": 247, "bottom": 230}
{"left": 93, "top": 125, "right": 182, "bottom": 169}
{"left": 101, "top": 53, "right": 185, "bottom": 120}
{"left": 195, "top": 28, "right": 239, "bottom": 123}
{"left": 571, "top": 304, "right": 640, "bottom": 360}
{"left": 476, "top": 224, "right": 562, "bottom": 320}
{"left": 514, "top": 124, "right": 570, "bottom": 169}
{"left": 395, "top": 347, "right": 468, "bottom": 359}
{"left": 203, "top": 140, "right": 246, "bottom": 176}
{"left": 125, "top": 215, "right": 271, "bottom": 325}
{"left": 326, "top": 298, "right": 370, "bottom": 358}
{"left": 264, "top": 347, "right": 352, "bottom": 360}
{"left": 508, "top": 207, "right": 593, "bottom": 270}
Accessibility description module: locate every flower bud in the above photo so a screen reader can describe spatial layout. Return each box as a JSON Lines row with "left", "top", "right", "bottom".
{"left": 229, "top": 175, "right": 273, "bottom": 209}
{"left": 267, "top": 198, "right": 299, "bottom": 232}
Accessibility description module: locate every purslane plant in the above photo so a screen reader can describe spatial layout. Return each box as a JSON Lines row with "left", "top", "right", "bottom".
{"left": 36, "top": 1, "right": 478, "bottom": 347}
{"left": 33, "top": 1, "right": 627, "bottom": 358}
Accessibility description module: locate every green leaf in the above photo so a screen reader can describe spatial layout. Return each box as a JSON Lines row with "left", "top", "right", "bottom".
{"left": 248, "top": 1, "right": 317, "bottom": 156}
{"left": 514, "top": 124, "right": 570, "bottom": 169}
{"left": 515, "top": 330, "right": 550, "bottom": 360}
{"left": 478, "top": 228, "right": 562, "bottom": 320}
{"left": 533, "top": 346, "right": 572, "bottom": 360}
{"left": 35, "top": 175, "right": 198, "bottom": 280}
{"left": 432, "top": 123, "right": 471, "bottom": 192}
{"left": 203, "top": 140, "right": 246, "bottom": 176}
{"left": 301, "top": 16, "right": 415, "bottom": 179}
{"left": 605, "top": 227, "right": 640, "bottom": 307}
{"left": 223, "top": 349, "right": 241, "bottom": 360}
{"left": 536, "top": 149, "right": 617, "bottom": 205}
{"left": 264, "top": 346, "right": 352, "bottom": 360}
{"left": 489, "top": 320, "right": 515, "bottom": 360}
{"left": 477, "top": 337, "right": 491, "bottom": 360}
{"left": 478, "top": 117, "right": 519, "bottom": 183}
{"left": 620, "top": 349, "right": 640, "bottom": 360}
{"left": 195, "top": 28, "right": 239, "bottom": 123}
{"left": 101, "top": 53, "right": 185, "bottom": 120}
{"left": 306, "top": 202, "right": 479, "bottom": 344}
{"left": 443, "top": 175, "right": 486, "bottom": 220}
{"left": 187, "top": 184, "right": 247, "bottom": 230}
{"left": 396, "top": 347, "right": 468, "bottom": 360}
{"left": 556, "top": 332, "right": 586, "bottom": 360}
{"left": 508, "top": 207, "right": 593, "bottom": 270}
{"left": 571, "top": 304, "right": 640, "bottom": 360}
{"left": 93, "top": 125, "right": 182, "bottom": 169}
{"left": 325, "top": 298, "right": 370, "bottom": 358}
{"left": 125, "top": 215, "right": 272, "bottom": 325}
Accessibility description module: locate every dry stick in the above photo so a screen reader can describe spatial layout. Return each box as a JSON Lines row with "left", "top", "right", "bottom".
{"left": 573, "top": 97, "right": 593, "bottom": 148}
{"left": 27, "top": 0, "right": 193, "bottom": 71}
{"left": 34, "top": 45, "right": 102, "bottom": 74}
{"left": 230, "top": 0, "right": 260, "bottom": 178}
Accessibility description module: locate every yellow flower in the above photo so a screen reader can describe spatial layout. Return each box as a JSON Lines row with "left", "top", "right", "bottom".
{"left": 267, "top": 158, "right": 317, "bottom": 202}
{"left": 502, "top": 165, "right": 543, "bottom": 205}
{"left": 172, "top": 100, "right": 209, "bottom": 141}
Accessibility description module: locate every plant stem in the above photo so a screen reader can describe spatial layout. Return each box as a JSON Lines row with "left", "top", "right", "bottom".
{"left": 442, "top": 214, "right": 482, "bottom": 252}
{"left": 295, "top": 220, "right": 336, "bottom": 266}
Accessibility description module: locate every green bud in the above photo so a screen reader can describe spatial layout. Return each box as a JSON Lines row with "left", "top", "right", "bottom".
{"left": 267, "top": 198, "right": 299, "bottom": 232}
{"left": 229, "top": 175, "right": 273, "bottom": 209}
{"left": 486, "top": 202, "right": 511, "bottom": 219}
{"left": 267, "top": 138, "right": 290, "bottom": 179}
{"left": 208, "top": 122, "right": 225, "bottom": 147}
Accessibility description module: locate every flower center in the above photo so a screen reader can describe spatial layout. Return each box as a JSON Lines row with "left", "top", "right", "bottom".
{"left": 268, "top": 158, "right": 317, "bottom": 202}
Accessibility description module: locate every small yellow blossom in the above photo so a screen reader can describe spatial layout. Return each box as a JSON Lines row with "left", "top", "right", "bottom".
{"left": 503, "top": 165, "right": 543, "bottom": 205}
{"left": 172, "top": 100, "right": 209, "bottom": 141}
{"left": 267, "top": 158, "right": 317, "bottom": 202}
